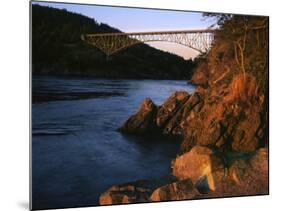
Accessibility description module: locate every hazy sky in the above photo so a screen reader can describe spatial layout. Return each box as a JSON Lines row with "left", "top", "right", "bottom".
{"left": 33, "top": 1, "right": 215, "bottom": 59}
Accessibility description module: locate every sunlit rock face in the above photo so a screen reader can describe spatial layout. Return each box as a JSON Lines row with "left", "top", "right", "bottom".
{"left": 180, "top": 73, "right": 267, "bottom": 154}
{"left": 172, "top": 146, "right": 225, "bottom": 191}
{"left": 156, "top": 91, "right": 190, "bottom": 129}
{"left": 191, "top": 62, "right": 209, "bottom": 87}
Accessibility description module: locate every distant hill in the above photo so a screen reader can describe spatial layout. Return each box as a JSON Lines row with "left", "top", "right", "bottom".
{"left": 32, "top": 4, "right": 196, "bottom": 79}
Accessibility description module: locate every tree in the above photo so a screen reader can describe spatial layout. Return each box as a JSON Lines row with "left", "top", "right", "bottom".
{"left": 204, "top": 13, "right": 268, "bottom": 92}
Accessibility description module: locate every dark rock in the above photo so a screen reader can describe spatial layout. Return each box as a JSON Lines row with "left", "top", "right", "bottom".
{"left": 195, "top": 175, "right": 212, "bottom": 194}
{"left": 119, "top": 98, "right": 157, "bottom": 135}
{"left": 156, "top": 91, "right": 190, "bottom": 129}
{"left": 162, "top": 92, "right": 203, "bottom": 136}
{"left": 119, "top": 91, "right": 194, "bottom": 138}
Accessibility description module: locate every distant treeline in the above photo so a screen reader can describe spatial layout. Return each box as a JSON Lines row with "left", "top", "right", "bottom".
{"left": 32, "top": 4, "right": 197, "bottom": 79}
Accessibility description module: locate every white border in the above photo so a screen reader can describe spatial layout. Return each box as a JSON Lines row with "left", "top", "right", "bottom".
{"left": 0, "top": 0, "right": 280, "bottom": 210}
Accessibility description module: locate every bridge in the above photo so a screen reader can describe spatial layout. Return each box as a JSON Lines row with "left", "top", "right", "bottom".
{"left": 81, "top": 29, "right": 215, "bottom": 56}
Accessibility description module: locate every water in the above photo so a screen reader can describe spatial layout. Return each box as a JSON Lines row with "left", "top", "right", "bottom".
{"left": 32, "top": 76, "right": 195, "bottom": 209}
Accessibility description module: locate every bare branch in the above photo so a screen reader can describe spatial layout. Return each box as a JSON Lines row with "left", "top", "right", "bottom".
{"left": 236, "top": 41, "right": 246, "bottom": 81}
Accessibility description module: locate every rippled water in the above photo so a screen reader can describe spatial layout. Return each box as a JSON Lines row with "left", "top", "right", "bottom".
{"left": 32, "top": 76, "right": 195, "bottom": 209}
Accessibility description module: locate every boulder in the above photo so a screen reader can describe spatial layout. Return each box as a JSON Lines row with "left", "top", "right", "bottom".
{"left": 119, "top": 98, "right": 157, "bottom": 135}
{"left": 172, "top": 146, "right": 225, "bottom": 191}
{"left": 150, "top": 179, "right": 200, "bottom": 201}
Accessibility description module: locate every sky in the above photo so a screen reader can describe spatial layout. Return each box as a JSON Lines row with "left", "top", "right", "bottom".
{"left": 33, "top": 1, "right": 215, "bottom": 59}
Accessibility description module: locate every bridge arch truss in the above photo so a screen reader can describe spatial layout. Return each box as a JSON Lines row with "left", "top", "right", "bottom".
{"left": 81, "top": 29, "right": 215, "bottom": 56}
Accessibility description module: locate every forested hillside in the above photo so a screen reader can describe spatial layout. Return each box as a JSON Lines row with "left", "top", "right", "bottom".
{"left": 32, "top": 4, "right": 196, "bottom": 79}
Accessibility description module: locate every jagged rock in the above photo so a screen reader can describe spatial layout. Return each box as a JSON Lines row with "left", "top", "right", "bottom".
{"left": 150, "top": 179, "right": 200, "bottom": 201}
{"left": 172, "top": 146, "right": 225, "bottom": 191}
{"left": 119, "top": 91, "right": 196, "bottom": 138}
{"left": 180, "top": 74, "right": 266, "bottom": 153}
{"left": 156, "top": 91, "right": 190, "bottom": 129}
{"left": 119, "top": 98, "right": 157, "bottom": 135}
{"left": 162, "top": 92, "right": 203, "bottom": 136}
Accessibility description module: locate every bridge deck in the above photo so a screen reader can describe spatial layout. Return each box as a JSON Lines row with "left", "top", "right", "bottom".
{"left": 84, "top": 29, "right": 216, "bottom": 37}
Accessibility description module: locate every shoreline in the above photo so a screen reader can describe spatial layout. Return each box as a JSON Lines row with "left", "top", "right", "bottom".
{"left": 32, "top": 73, "right": 193, "bottom": 81}
{"left": 99, "top": 71, "right": 268, "bottom": 204}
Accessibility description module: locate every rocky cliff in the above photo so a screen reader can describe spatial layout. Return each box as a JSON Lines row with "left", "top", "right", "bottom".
{"left": 99, "top": 15, "right": 269, "bottom": 205}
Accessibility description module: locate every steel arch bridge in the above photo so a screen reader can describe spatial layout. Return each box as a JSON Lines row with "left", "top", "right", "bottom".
{"left": 81, "top": 29, "right": 215, "bottom": 56}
